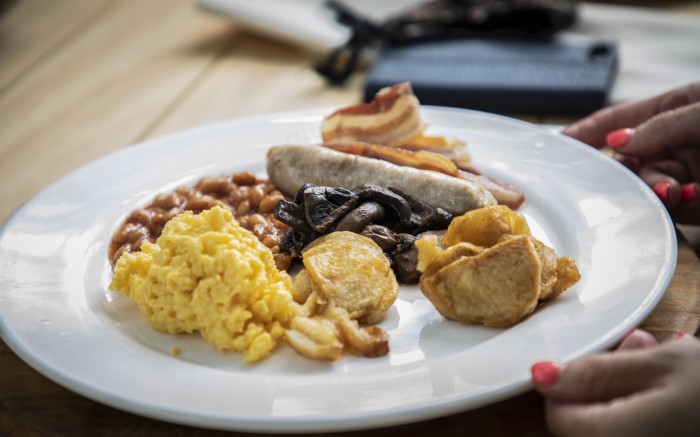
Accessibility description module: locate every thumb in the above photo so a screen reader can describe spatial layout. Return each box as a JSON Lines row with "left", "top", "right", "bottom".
{"left": 606, "top": 101, "right": 700, "bottom": 158}
{"left": 531, "top": 349, "right": 662, "bottom": 402}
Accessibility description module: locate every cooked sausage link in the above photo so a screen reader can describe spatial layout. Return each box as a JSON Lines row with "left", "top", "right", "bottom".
{"left": 109, "top": 171, "right": 290, "bottom": 269}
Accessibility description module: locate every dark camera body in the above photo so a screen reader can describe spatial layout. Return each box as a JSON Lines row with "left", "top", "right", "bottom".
{"left": 364, "top": 38, "right": 618, "bottom": 116}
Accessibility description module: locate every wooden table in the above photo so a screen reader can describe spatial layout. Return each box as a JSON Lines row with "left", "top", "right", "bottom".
{"left": 1, "top": 1, "right": 699, "bottom": 435}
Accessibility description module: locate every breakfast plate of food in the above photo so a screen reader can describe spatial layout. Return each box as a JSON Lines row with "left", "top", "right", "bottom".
{"left": 0, "top": 84, "right": 676, "bottom": 432}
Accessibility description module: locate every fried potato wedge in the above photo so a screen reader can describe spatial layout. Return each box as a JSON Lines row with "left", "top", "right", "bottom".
{"left": 442, "top": 205, "right": 530, "bottom": 248}
{"left": 418, "top": 205, "right": 580, "bottom": 328}
{"left": 552, "top": 256, "right": 581, "bottom": 299}
{"left": 420, "top": 236, "right": 542, "bottom": 328}
{"left": 301, "top": 231, "right": 398, "bottom": 325}
{"left": 286, "top": 316, "right": 343, "bottom": 361}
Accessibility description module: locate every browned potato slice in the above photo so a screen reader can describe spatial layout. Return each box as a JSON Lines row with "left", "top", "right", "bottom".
{"left": 286, "top": 316, "right": 343, "bottom": 361}
{"left": 292, "top": 268, "right": 314, "bottom": 304}
{"left": 442, "top": 205, "right": 530, "bottom": 248}
{"left": 552, "top": 257, "right": 581, "bottom": 300}
{"left": 420, "top": 236, "right": 542, "bottom": 328}
{"left": 302, "top": 231, "right": 398, "bottom": 324}
{"left": 325, "top": 306, "right": 389, "bottom": 357}
{"left": 416, "top": 236, "right": 483, "bottom": 278}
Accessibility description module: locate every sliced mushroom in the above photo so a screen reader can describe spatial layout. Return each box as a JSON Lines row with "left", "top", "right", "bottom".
{"left": 303, "top": 186, "right": 358, "bottom": 233}
{"left": 389, "top": 187, "right": 453, "bottom": 232}
{"left": 356, "top": 185, "right": 412, "bottom": 228}
{"left": 274, "top": 183, "right": 455, "bottom": 283}
{"left": 335, "top": 202, "right": 386, "bottom": 233}
{"left": 361, "top": 224, "right": 398, "bottom": 252}
{"left": 274, "top": 200, "right": 313, "bottom": 233}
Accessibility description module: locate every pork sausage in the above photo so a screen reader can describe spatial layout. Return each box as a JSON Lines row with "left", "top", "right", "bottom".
{"left": 267, "top": 145, "right": 496, "bottom": 215}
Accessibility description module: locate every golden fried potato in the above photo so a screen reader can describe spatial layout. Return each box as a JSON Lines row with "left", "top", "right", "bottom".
{"left": 420, "top": 236, "right": 542, "bottom": 328}
{"left": 301, "top": 231, "right": 398, "bottom": 324}
{"left": 417, "top": 239, "right": 483, "bottom": 279}
{"left": 418, "top": 205, "right": 581, "bottom": 328}
{"left": 530, "top": 237, "right": 559, "bottom": 300}
{"left": 442, "top": 205, "right": 530, "bottom": 248}
{"left": 292, "top": 268, "right": 314, "bottom": 304}
{"left": 552, "top": 256, "right": 581, "bottom": 300}
{"left": 325, "top": 306, "right": 389, "bottom": 357}
{"left": 286, "top": 316, "right": 343, "bottom": 361}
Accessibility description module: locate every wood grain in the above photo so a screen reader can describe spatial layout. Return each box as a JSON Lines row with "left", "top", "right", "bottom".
{"left": 0, "top": 0, "right": 231, "bottom": 223}
{"left": 0, "top": 0, "right": 110, "bottom": 92}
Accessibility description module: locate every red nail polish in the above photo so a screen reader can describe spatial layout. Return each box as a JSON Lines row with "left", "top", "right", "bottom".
{"left": 676, "top": 331, "right": 687, "bottom": 339}
{"left": 531, "top": 361, "right": 560, "bottom": 385}
{"left": 606, "top": 128, "right": 633, "bottom": 149}
{"left": 653, "top": 182, "right": 670, "bottom": 203}
{"left": 681, "top": 183, "right": 697, "bottom": 202}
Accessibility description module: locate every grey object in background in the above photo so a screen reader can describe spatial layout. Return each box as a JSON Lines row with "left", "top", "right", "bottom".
{"left": 364, "top": 38, "right": 618, "bottom": 116}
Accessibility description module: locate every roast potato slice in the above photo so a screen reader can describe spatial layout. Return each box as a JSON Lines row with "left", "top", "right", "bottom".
{"left": 420, "top": 235, "right": 542, "bottom": 328}
{"left": 301, "top": 231, "right": 398, "bottom": 324}
{"left": 442, "top": 205, "right": 530, "bottom": 248}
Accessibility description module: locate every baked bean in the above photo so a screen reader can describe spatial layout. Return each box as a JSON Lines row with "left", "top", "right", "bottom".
{"left": 109, "top": 171, "right": 292, "bottom": 271}
{"left": 258, "top": 193, "right": 282, "bottom": 214}
{"left": 248, "top": 213, "right": 266, "bottom": 228}
{"left": 196, "top": 177, "right": 232, "bottom": 198}
{"left": 262, "top": 235, "right": 277, "bottom": 249}
{"left": 248, "top": 185, "right": 266, "bottom": 209}
{"left": 236, "top": 200, "right": 251, "bottom": 215}
{"left": 231, "top": 171, "right": 256, "bottom": 186}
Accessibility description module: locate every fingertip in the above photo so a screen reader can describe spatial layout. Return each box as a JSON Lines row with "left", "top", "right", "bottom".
{"left": 617, "top": 329, "right": 658, "bottom": 350}
{"left": 651, "top": 180, "right": 682, "bottom": 207}
{"left": 531, "top": 361, "right": 561, "bottom": 386}
{"left": 561, "top": 123, "right": 579, "bottom": 138}
{"left": 606, "top": 128, "right": 634, "bottom": 149}
{"left": 653, "top": 181, "right": 671, "bottom": 203}
{"left": 675, "top": 330, "right": 694, "bottom": 340}
{"left": 681, "top": 183, "right": 698, "bottom": 203}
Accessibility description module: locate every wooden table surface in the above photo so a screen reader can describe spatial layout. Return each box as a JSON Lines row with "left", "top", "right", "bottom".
{"left": 1, "top": 1, "right": 699, "bottom": 435}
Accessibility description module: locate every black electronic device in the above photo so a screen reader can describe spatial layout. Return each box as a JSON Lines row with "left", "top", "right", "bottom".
{"left": 363, "top": 38, "right": 618, "bottom": 115}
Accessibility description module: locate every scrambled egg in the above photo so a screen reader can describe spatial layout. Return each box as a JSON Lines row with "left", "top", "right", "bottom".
{"left": 109, "top": 206, "right": 301, "bottom": 363}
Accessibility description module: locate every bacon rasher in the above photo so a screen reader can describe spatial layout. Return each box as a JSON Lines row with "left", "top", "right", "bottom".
{"left": 322, "top": 83, "right": 467, "bottom": 157}
{"left": 321, "top": 83, "right": 525, "bottom": 209}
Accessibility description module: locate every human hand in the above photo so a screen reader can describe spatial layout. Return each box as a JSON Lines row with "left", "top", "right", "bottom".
{"left": 563, "top": 83, "right": 700, "bottom": 224}
{"left": 531, "top": 330, "right": 700, "bottom": 437}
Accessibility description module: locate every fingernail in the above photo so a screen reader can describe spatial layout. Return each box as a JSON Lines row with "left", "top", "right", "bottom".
{"left": 681, "top": 183, "right": 697, "bottom": 202}
{"left": 531, "top": 361, "right": 560, "bottom": 385}
{"left": 653, "top": 182, "right": 670, "bottom": 203}
{"left": 676, "top": 331, "right": 692, "bottom": 340}
{"left": 606, "top": 128, "right": 633, "bottom": 149}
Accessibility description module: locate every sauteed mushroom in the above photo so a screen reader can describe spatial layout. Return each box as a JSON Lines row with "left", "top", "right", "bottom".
{"left": 275, "top": 184, "right": 453, "bottom": 283}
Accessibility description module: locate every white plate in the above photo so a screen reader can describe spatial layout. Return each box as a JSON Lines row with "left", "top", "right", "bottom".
{"left": 0, "top": 107, "right": 676, "bottom": 433}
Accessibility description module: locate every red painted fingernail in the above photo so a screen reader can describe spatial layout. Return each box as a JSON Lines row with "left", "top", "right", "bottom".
{"left": 653, "top": 182, "right": 670, "bottom": 203}
{"left": 606, "top": 128, "right": 633, "bottom": 149}
{"left": 681, "top": 183, "right": 697, "bottom": 202}
{"left": 531, "top": 361, "right": 560, "bottom": 385}
{"left": 676, "top": 331, "right": 687, "bottom": 339}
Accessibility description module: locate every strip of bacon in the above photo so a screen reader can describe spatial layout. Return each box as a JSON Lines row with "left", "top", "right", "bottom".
{"left": 323, "top": 142, "right": 525, "bottom": 209}
{"left": 322, "top": 82, "right": 424, "bottom": 146}
{"left": 322, "top": 82, "right": 526, "bottom": 209}
{"left": 324, "top": 142, "right": 460, "bottom": 177}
